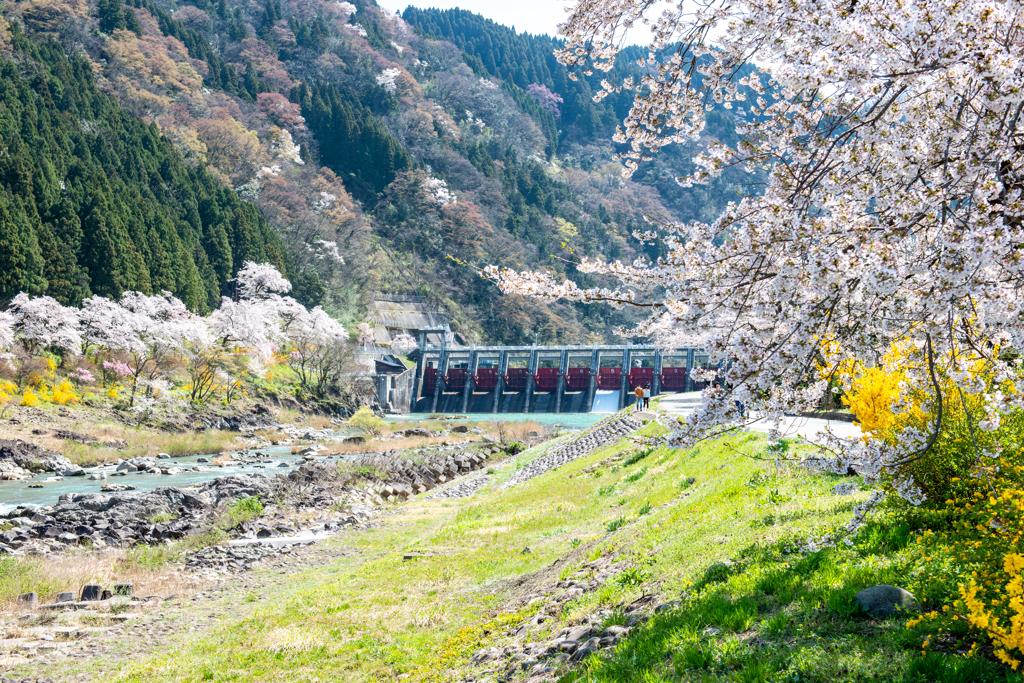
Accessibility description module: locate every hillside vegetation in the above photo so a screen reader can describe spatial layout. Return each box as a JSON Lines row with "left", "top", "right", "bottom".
{"left": 0, "top": 0, "right": 754, "bottom": 341}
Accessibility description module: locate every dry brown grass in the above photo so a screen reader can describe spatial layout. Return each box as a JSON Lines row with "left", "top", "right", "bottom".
{"left": 37, "top": 427, "right": 244, "bottom": 467}
{"left": 324, "top": 434, "right": 480, "bottom": 456}
{"left": 485, "top": 420, "right": 545, "bottom": 444}
{"left": 0, "top": 549, "right": 211, "bottom": 614}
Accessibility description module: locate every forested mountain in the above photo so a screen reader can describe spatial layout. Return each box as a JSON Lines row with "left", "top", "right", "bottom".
{"left": 0, "top": 26, "right": 287, "bottom": 311}
{"left": 401, "top": 7, "right": 758, "bottom": 227}
{"left": 0, "top": 0, "right": 751, "bottom": 343}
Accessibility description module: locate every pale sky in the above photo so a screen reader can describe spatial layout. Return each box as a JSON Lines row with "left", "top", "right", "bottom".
{"left": 379, "top": 0, "right": 571, "bottom": 37}
{"left": 380, "top": 1, "right": 655, "bottom": 43}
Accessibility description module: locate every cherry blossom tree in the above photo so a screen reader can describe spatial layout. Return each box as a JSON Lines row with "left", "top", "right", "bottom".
{"left": 488, "top": 0, "right": 1024, "bottom": 511}
{"left": 0, "top": 263, "right": 355, "bottom": 405}
{"left": 288, "top": 306, "right": 351, "bottom": 397}
{"left": 8, "top": 293, "right": 82, "bottom": 358}
{"left": 235, "top": 260, "right": 293, "bottom": 300}
{"left": 209, "top": 297, "right": 280, "bottom": 354}
{"left": 80, "top": 295, "right": 143, "bottom": 356}
{"left": 390, "top": 332, "right": 419, "bottom": 356}
{"left": 526, "top": 83, "right": 563, "bottom": 117}
{"left": 0, "top": 311, "right": 14, "bottom": 353}
{"left": 113, "top": 291, "right": 210, "bottom": 406}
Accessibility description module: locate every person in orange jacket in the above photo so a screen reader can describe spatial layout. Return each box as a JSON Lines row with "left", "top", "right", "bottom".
{"left": 634, "top": 384, "right": 644, "bottom": 412}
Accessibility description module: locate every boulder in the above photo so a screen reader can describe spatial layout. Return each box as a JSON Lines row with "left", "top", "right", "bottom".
{"left": 855, "top": 585, "right": 920, "bottom": 618}
{"left": 17, "top": 592, "right": 36, "bottom": 607}
{"left": 101, "top": 483, "right": 137, "bottom": 493}
{"left": 0, "top": 439, "right": 84, "bottom": 476}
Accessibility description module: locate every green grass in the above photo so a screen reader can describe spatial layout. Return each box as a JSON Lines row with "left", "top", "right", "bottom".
{"left": 0, "top": 556, "right": 67, "bottom": 604}
{"left": 30, "top": 414, "right": 1019, "bottom": 683}
{"left": 560, "top": 525, "right": 1022, "bottom": 682}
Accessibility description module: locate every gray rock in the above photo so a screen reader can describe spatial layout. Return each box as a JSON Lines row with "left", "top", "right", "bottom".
{"left": 157, "top": 453, "right": 171, "bottom": 459}
{"left": 565, "top": 625, "right": 592, "bottom": 643}
{"left": 101, "top": 483, "right": 137, "bottom": 493}
{"left": 55, "top": 592, "right": 74, "bottom": 603}
{"left": 0, "top": 439, "right": 84, "bottom": 477}
{"left": 570, "top": 646, "right": 595, "bottom": 662}
{"left": 17, "top": 592, "right": 36, "bottom": 607}
{"left": 855, "top": 585, "right": 920, "bottom": 618}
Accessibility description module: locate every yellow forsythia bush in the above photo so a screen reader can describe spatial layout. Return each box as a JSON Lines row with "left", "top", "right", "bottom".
{"left": 911, "top": 460, "right": 1024, "bottom": 670}
{"left": 20, "top": 388, "right": 39, "bottom": 406}
{"left": 843, "top": 366, "right": 906, "bottom": 436}
{"left": 953, "top": 462, "right": 1024, "bottom": 670}
{"left": 50, "top": 379, "right": 79, "bottom": 405}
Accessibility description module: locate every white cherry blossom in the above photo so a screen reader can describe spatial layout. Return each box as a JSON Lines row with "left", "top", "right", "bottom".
{"left": 486, "top": 0, "right": 1024, "bottom": 511}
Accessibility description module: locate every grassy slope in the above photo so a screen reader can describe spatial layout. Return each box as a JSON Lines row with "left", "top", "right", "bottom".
{"left": 98, "top": 417, "right": 1021, "bottom": 683}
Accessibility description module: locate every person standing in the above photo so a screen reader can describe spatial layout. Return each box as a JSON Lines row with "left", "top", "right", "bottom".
{"left": 634, "top": 384, "right": 643, "bottom": 412}
{"left": 643, "top": 384, "right": 651, "bottom": 410}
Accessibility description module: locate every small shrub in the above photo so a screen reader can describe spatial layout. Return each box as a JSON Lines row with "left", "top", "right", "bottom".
{"left": 148, "top": 513, "right": 177, "bottom": 524}
{"left": 622, "top": 448, "right": 655, "bottom": 467}
{"left": 117, "top": 544, "right": 182, "bottom": 571}
{"left": 569, "top": 538, "right": 582, "bottom": 549}
{"left": 637, "top": 500, "right": 652, "bottom": 515}
{"left": 614, "top": 565, "right": 647, "bottom": 587}
{"left": 606, "top": 517, "right": 626, "bottom": 533}
{"left": 598, "top": 607, "right": 629, "bottom": 629}
{"left": 50, "top": 379, "right": 79, "bottom": 405}
{"left": 347, "top": 406, "right": 386, "bottom": 435}
{"left": 218, "top": 497, "right": 264, "bottom": 530}
{"left": 20, "top": 388, "right": 39, "bottom": 407}
{"left": 505, "top": 441, "right": 526, "bottom": 455}
{"left": 625, "top": 466, "right": 648, "bottom": 483}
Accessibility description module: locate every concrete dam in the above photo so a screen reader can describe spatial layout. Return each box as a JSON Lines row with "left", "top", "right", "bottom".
{"left": 407, "top": 344, "right": 715, "bottom": 414}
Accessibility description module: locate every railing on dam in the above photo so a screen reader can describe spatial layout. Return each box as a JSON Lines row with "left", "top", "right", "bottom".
{"left": 406, "top": 344, "right": 717, "bottom": 414}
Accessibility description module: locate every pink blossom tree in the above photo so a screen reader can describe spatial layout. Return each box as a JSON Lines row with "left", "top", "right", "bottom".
{"left": 526, "top": 83, "right": 563, "bottom": 118}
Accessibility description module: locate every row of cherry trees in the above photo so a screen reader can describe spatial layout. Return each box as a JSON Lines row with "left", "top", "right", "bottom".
{"left": 0, "top": 262, "right": 350, "bottom": 408}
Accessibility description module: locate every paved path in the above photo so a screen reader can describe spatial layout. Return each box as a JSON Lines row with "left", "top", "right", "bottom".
{"left": 657, "top": 391, "right": 862, "bottom": 444}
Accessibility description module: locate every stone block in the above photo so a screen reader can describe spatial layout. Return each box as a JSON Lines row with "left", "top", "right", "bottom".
{"left": 80, "top": 584, "right": 103, "bottom": 601}
{"left": 17, "top": 592, "right": 36, "bottom": 607}
{"left": 55, "top": 592, "right": 74, "bottom": 603}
